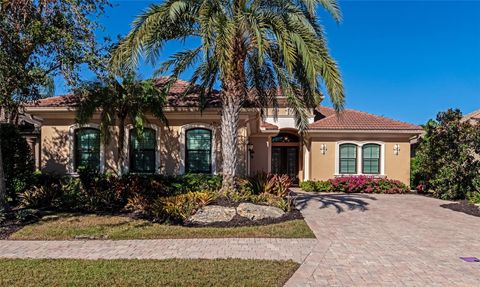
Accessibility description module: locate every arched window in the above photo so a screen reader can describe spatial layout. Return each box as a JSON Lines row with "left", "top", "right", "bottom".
{"left": 130, "top": 128, "right": 156, "bottom": 173}
{"left": 272, "top": 133, "right": 299, "bottom": 143}
{"left": 74, "top": 128, "right": 100, "bottom": 171}
{"left": 362, "top": 144, "right": 381, "bottom": 174}
{"left": 186, "top": 128, "right": 212, "bottom": 173}
{"left": 339, "top": 144, "right": 357, "bottom": 174}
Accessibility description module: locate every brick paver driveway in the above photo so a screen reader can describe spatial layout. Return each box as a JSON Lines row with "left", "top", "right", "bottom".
{"left": 285, "top": 191, "right": 480, "bottom": 286}
{"left": 1, "top": 191, "right": 479, "bottom": 286}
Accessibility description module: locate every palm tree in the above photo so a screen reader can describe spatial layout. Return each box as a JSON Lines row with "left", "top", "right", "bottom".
{"left": 110, "top": 0, "right": 345, "bottom": 191}
{"left": 75, "top": 73, "right": 168, "bottom": 174}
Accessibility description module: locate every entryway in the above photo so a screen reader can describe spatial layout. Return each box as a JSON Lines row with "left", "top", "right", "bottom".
{"left": 271, "top": 132, "right": 300, "bottom": 183}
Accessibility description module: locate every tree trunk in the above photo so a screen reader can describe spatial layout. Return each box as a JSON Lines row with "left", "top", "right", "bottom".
{"left": 0, "top": 138, "right": 6, "bottom": 208}
{"left": 220, "top": 82, "right": 243, "bottom": 192}
{"left": 117, "top": 118, "right": 126, "bottom": 175}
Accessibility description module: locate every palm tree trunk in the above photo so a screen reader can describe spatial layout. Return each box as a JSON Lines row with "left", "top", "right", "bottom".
{"left": 220, "top": 83, "right": 242, "bottom": 192}
{"left": 0, "top": 139, "right": 6, "bottom": 208}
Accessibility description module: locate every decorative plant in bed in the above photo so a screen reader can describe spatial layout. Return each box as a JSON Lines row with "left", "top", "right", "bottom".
{"left": 4, "top": 170, "right": 304, "bottom": 238}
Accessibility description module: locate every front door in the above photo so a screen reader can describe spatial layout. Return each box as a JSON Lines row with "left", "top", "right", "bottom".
{"left": 271, "top": 146, "right": 299, "bottom": 183}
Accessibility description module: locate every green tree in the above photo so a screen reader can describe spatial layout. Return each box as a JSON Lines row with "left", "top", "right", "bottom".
{"left": 110, "top": 0, "right": 345, "bottom": 191}
{"left": 415, "top": 109, "right": 480, "bottom": 199}
{"left": 75, "top": 73, "right": 168, "bottom": 174}
{"left": 0, "top": 124, "right": 35, "bottom": 203}
{"left": 0, "top": 0, "right": 109, "bottom": 207}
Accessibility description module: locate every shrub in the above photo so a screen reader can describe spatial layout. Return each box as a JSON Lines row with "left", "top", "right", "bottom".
{"left": 195, "top": 191, "right": 217, "bottom": 206}
{"left": 0, "top": 123, "right": 35, "bottom": 202}
{"left": 19, "top": 186, "right": 59, "bottom": 208}
{"left": 55, "top": 177, "right": 86, "bottom": 211}
{"left": 299, "top": 180, "right": 317, "bottom": 192}
{"left": 267, "top": 174, "right": 292, "bottom": 197}
{"left": 247, "top": 172, "right": 292, "bottom": 196}
{"left": 316, "top": 181, "right": 332, "bottom": 192}
{"left": 329, "top": 176, "right": 409, "bottom": 194}
{"left": 78, "top": 168, "right": 127, "bottom": 212}
{"left": 15, "top": 209, "right": 39, "bottom": 223}
{"left": 0, "top": 208, "right": 6, "bottom": 224}
{"left": 172, "top": 174, "right": 223, "bottom": 193}
{"left": 414, "top": 109, "right": 480, "bottom": 200}
{"left": 467, "top": 192, "right": 480, "bottom": 204}
{"left": 151, "top": 191, "right": 217, "bottom": 223}
{"left": 300, "top": 180, "right": 332, "bottom": 192}
{"left": 247, "top": 172, "right": 270, "bottom": 195}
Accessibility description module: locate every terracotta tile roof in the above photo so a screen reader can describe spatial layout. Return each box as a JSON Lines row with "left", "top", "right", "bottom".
{"left": 462, "top": 109, "right": 480, "bottom": 123}
{"left": 310, "top": 106, "right": 422, "bottom": 131}
{"left": 27, "top": 77, "right": 222, "bottom": 108}
{"left": 260, "top": 121, "right": 279, "bottom": 130}
{"left": 26, "top": 94, "right": 79, "bottom": 107}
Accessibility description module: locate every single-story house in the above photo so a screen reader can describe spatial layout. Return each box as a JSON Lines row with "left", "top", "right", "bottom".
{"left": 462, "top": 109, "right": 480, "bottom": 124}
{"left": 25, "top": 78, "right": 423, "bottom": 185}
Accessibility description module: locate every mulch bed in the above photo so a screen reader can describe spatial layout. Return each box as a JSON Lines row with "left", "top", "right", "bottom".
{"left": 440, "top": 200, "right": 480, "bottom": 217}
{"left": 0, "top": 220, "right": 27, "bottom": 240}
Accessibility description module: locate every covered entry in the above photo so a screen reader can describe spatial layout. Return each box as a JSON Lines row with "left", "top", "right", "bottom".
{"left": 271, "top": 132, "right": 300, "bottom": 183}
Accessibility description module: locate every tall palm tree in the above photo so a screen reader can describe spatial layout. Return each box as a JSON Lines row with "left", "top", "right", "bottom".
{"left": 75, "top": 73, "right": 168, "bottom": 174}
{"left": 111, "top": 0, "right": 345, "bottom": 191}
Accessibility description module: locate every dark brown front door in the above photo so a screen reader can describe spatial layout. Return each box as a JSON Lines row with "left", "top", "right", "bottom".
{"left": 272, "top": 146, "right": 299, "bottom": 182}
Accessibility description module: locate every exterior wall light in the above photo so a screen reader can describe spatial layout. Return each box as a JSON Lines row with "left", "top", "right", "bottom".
{"left": 320, "top": 144, "right": 327, "bottom": 155}
{"left": 393, "top": 144, "right": 400, "bottom": 155}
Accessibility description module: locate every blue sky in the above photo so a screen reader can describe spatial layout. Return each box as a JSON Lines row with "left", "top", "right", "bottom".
{"left": 59, "top": 0, "right": 480, "bottom": 125}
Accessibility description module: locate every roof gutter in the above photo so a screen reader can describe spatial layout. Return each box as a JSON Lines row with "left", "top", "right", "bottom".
{"left": 306, "top": 129, "right": 424, "bottom": 134}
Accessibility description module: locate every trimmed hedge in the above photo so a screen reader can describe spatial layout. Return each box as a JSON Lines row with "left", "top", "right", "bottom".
{"left": 300, "top": 176, "right": 409, "bottom": 194}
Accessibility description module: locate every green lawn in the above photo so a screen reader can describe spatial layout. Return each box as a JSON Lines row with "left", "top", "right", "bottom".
{"left": 0, "top": 258, "right": 299, "bottom": 287}
{"left": 10, "top": 213, "right": 315, "bottom": 240}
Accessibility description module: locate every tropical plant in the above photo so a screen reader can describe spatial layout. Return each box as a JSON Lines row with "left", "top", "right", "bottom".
{"left": 110, "top": 0, "right": 345, "bottom": 192}
{"left": 19, "top": 186, "right": 56, "bottom": 209}
{"left": 268, "top": 174, "right": 292, "bottom": 197}
{"left": 152, "top": 192, "right": 198, "bottom": 223}
{"left": 247, "top": 172, "right": 271, "bottom": 195}
{"left": 14, "top": 208, "right": 39, "bottom": 223}
{"left": 75, "top": 72, "right": 168, "bottom": 174}
{"left": 0, "top": 0, "right": 109, "bottom": 208}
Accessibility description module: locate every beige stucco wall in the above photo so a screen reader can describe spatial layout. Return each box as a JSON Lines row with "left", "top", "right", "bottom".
{"left": 37, "top": 111, "right": 249, "bottom": 176}
{"left": 308, "top": 135, "right": 412, "bottom": 185}
{"left": 249, "top": 136, "right": 270, "bottom": 174}
{"left": 41, "top": 125, "right": 71, "bottom": 174}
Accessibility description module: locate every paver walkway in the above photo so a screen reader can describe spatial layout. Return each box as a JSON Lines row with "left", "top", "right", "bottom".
{"left": 1, "top": 191, "right": 480, "bottom": 287}
{"left": 0, "top": 238, "right": 316, "bottom": 263}
{"left": 285, "top": 190, "right": 480, "bottom": 286}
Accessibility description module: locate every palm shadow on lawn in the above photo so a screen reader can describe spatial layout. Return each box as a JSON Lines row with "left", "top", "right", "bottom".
{"left": 294, "top": 192, "right": 377, "bottom": 213}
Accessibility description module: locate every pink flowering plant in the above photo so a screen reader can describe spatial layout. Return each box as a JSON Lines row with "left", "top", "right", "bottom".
{"left": 301, "top": 176, "right": 409, "bottom": 194}
{"left": 328, "top": 176, "right": 409, "bottom": 194}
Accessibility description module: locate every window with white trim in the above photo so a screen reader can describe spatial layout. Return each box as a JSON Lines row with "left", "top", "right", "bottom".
{"left": 74, "top": 128, "right": 101, "bottom": 171}
{"left": 339, "top": 143, "right": 357, "bottom": 174}
{"left": 129, "top": 128, "right": 156, "bottom": 173}
{"left": 362, "top": 144, "right": 381, "bottom": 174}
{"left": 185, "top": 128, "right": 212, "bottom": 173}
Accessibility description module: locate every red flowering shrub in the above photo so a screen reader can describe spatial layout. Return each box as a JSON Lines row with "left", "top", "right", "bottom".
{"left": 328, "top": 176, "right": 409, "bottom": 194}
